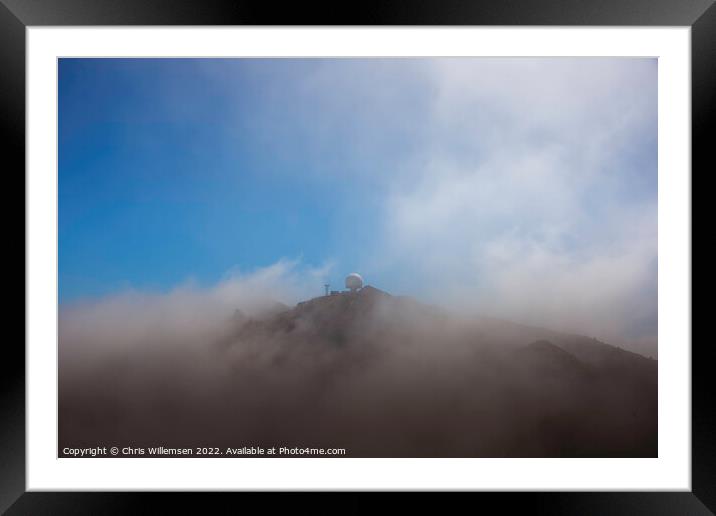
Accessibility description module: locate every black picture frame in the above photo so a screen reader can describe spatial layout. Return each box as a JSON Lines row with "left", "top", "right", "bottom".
{"left": 4, "top": 0, "right": 710, "bottom": 513}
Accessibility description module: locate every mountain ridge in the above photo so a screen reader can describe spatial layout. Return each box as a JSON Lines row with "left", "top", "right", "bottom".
{"left": 232, "top": 285, "right": 656, "bottom": 369}
{"left": 60, "top": 284, "right": 657, "bottom": 457}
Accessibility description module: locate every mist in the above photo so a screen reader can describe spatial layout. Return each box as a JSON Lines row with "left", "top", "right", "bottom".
{"left": 60, "top": 58, "right": 658, "bottom": 356}
{"left": 59, "top": 263, "right": 656, "bottom": 458}
{"left": 195, "top": 58, "right": 658, "bottom": 355}
{"left": 59, "top": 58, "right": 658, "bottom": 456}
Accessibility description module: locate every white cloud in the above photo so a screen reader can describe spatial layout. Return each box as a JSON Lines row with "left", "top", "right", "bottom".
{"left": 59, "top": 259, "right": 334, "bottom": 361}
{"left": 367, "top": 58, "right": 657, "bottom": 352}
{"left": 82, "top": 58, "right": 658, "bottom": 354}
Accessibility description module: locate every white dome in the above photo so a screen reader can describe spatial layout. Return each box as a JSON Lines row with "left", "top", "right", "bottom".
{"left": 345, "top": 272, "right": 364, "bottom": 291}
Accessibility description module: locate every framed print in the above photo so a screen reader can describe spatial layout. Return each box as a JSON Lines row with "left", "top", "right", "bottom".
{"left": 4, "top": 0, "right": 711, "bottom": 513}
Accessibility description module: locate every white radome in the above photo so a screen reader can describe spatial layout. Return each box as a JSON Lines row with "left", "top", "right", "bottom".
{"left": 345, "top": 272, "right": 364, "bottom": 291}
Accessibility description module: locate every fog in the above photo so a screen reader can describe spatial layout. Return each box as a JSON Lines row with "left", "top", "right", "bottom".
{"left": 193, "top": 58, "right": 658, "bottom": 355}
{"left": 60, "top": 263, "right": 656, "bottom": 458}
{"left": 59, "top": 58, "right": 658, "bottom": 456}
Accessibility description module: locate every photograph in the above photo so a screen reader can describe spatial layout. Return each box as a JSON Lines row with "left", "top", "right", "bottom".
{"left": 58, "top": 57, "right": 658, "bottom": 459}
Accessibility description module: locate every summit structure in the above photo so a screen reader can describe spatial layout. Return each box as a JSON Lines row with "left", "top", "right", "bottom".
{"left": 345, "top": 273, "right": 364, "bottom": 292}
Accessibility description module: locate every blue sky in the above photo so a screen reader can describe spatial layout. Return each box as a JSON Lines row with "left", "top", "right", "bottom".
{"left": 60, "top": 59, "right": 342, "bottom": 299}
{"left": 59, "top": 58, "right": 657, "bottom": 351}
{"left": 59, "top": 59, "right": 426, "bottom": 300}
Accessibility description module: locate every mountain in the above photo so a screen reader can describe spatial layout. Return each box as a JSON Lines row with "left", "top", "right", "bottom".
{"left": 230, "top": 285, "right": 446, "bottom": 347}
{"left": 59, "top": 285, "right": 657, "bottom": 458}
{"left": 214, "top": 286, "right": 657, "bottom": 457}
